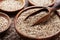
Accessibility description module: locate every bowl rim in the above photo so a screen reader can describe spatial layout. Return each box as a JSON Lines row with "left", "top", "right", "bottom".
{"left": 28, "top": 0, "right": 55, "bottom": 7}
{"left": 0, "top": 0, "right": 25, "bottom": 12}
{"left": 14, "top": 6, "right": 60, "bottom": 40}
{"left": 0, "top": 12, "right": 11, "bottom": 33}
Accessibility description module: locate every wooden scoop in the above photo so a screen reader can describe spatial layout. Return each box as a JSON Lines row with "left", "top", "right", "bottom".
{"left": 31, "top": 0, "right": 60, "bottom": 26}
{"left": 25, "top": 0, "right": 60, "bottom": 26}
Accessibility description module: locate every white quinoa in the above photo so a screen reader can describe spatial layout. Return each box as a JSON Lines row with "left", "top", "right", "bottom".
{"left": 0, "top": 16, "right": 8, "bottom": 32}
{"left": 0, "top": 0, "right": 22, "bottom": 11}
{"left": 16, "top": 8, "right": 60, "bottom": 38}
{"left": 31, "top": 0, "right": 54, "bottom": 6}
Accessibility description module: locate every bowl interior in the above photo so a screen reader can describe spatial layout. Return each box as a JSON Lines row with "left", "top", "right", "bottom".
{"left": 29, "top": 0, "right": 55, "bottom": 6}
{"left": 0, "top": 12, "right": 11, "bottom": 33}
{"left": 0, "top": 0, "right": 25, "bottom": 12}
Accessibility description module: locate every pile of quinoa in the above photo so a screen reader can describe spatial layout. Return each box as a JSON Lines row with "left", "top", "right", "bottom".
{"left": 0, "top": 0, "right": 22, "bottom": 11}
{"left": 31, "top": 0, "right": 54, "bottom": 6}
{"left": 0, "top": 16, "right": 8, "bottom": 32}
{"left": 16, "top": 8, "right": 60, "bottom": 38}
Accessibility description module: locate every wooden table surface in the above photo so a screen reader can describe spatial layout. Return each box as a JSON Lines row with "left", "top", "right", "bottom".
{"left": 0, "top": 0, "right": 60, "bottom": 40}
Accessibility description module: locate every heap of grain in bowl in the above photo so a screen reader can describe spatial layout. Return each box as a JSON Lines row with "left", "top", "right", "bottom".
{"left": 0, "top": 16, "right": 8, "bottom": 32}
{"left": 16, "top": 8, "right": 60, "bottom": 38}
{"left": 0, "top": 0, "right": 22, "bottom": 11}
{"left": 30, "top": 0, "right": 55, "bottom": 6}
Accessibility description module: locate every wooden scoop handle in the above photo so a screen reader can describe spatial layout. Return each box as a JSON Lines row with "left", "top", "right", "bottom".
{"left": 50, "top": 0, "right": 60, "bottom": 12}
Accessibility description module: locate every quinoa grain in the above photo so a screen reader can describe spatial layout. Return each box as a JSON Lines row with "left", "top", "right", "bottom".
{"left": 31, "top": 0, "right": 54, "bottom": 6}
{"left": 0, "top": 0, "right": 22, "bottom": 11}
{"left": 0, "top": 16, "right": 8, "bottom": 32}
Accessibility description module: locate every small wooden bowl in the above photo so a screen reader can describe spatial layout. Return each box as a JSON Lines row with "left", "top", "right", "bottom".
{"left": 0, "top": 12, "right": 11, "bottom": 33}
{"left": 0, "top": 0, "right": 25, "bottom": 12}
{"left": 14, "top": 6, "right": 60, "bottom": 40}
{"left": 28, "top": 0, "right": 55, "bottom": 7}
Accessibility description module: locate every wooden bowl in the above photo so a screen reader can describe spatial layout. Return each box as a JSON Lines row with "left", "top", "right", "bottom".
{"left": 14, "top": 6, "right": 60, "bottom": 40}
{"left": 0, "top": 12, "right": 11, "bottom": 33}
{"left": 28, "top": 0, "right": 55, "bottom": 7}
{"left": 0, "top": 0, "right": 25, "bottom": 12}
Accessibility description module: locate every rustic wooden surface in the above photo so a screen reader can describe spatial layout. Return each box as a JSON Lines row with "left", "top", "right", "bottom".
{"left": 0, "top": 0, "right": 60, "bottom": 40}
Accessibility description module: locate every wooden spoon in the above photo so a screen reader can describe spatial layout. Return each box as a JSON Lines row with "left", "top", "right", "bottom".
{"left": 31, "top": 0, "right": 60, "bottom": 26}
